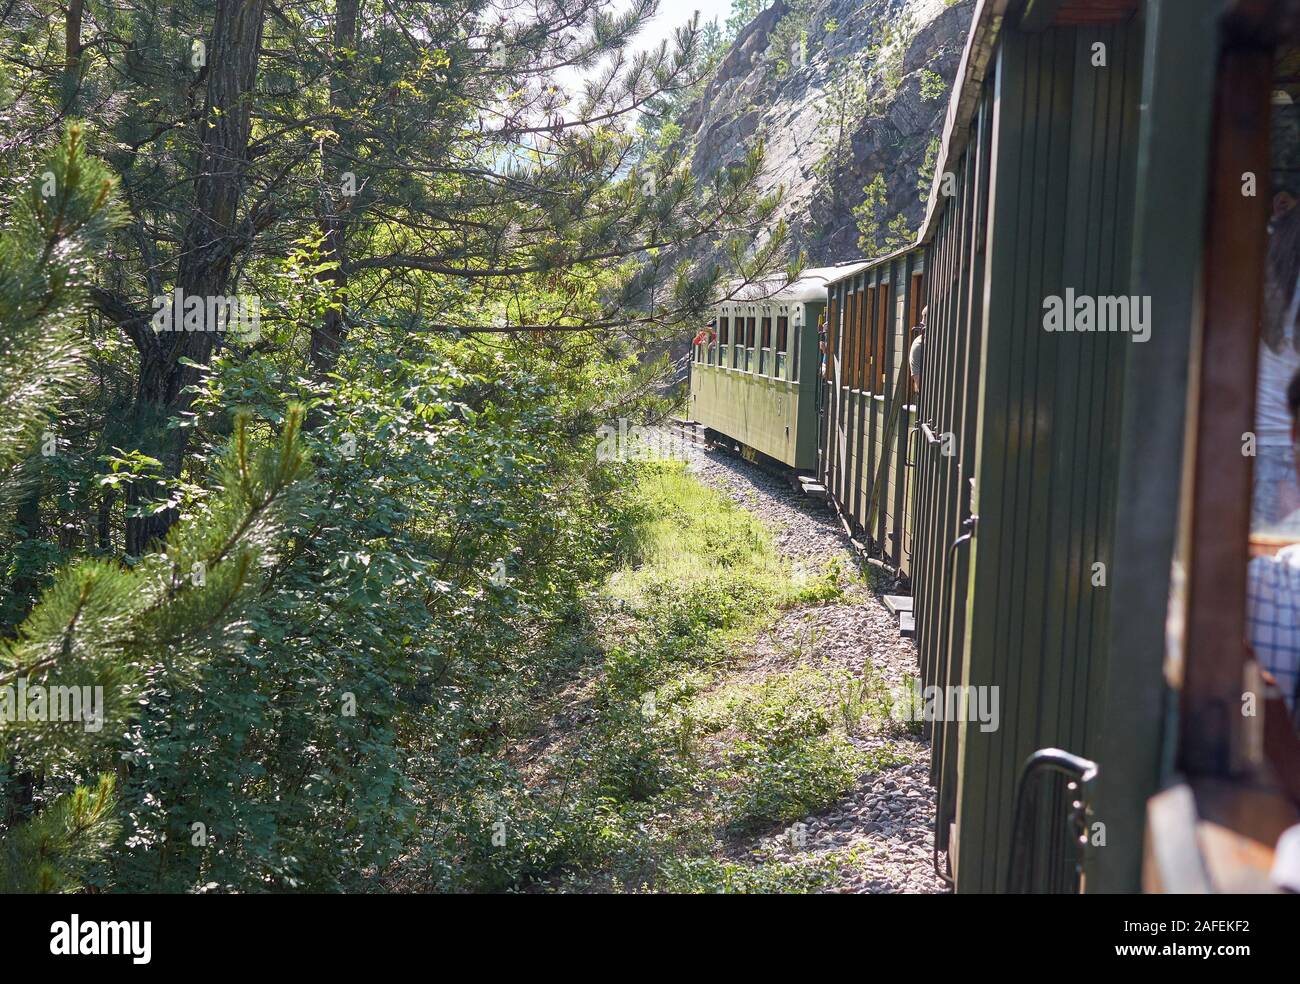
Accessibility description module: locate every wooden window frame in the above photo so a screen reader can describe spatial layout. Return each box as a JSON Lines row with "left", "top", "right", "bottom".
{"left": 825, "top": 299, "right": 838, "bottom": 381}
{"left": 760, "top": 315, "right": 772, "bottom": 376}
{"left": 844, "top": 289, "right": 855, "bottom": 390}
{"left": 863, "top": 286, "right": 873, "bottom": 391}
{"left": 1147, "top": 33, "right": 1300, "bottom": 894}
{"left": 791, "top": 310, "right": 800, "bottom": 382}
{"left": 776, "top": 314, "right": 789, "bottom": 380}
{"left": 877, "top": 281, "right": 891, "bottom": 393}
{"left": 842, "top": 292, "right": 854, "bottom": 389}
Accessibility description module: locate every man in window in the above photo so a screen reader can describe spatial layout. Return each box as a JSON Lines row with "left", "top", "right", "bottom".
{"left": 818, "top": 311, "right": 828, "bottom": 379}
{"left": 909, "top": 305, "right": 928, "bottom": 395}
{"left": 1248, "top": 369, "right": 1300, "bottom": 727}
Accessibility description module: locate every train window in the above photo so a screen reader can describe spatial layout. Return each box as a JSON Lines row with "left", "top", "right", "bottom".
{"left": 844, "top": 292, "right": 854, "bottom": 388}
{"left": 1156, "top": 35, "right": 1300, "bottom": 895}
{"left": 850, "top": 295, "right": 858, "bottom": 389}
{"left": 718, "top": 316, "right": 730, "bottom": 367}
{"left": 907, "top": 272, "right": 924, "bottom": 403}
{"left": 745, "top": 316, "right": 756, "bottom": 373}
{"left": 759, "top": 316, "right": 772, "bottom": 376}
{"left": 877, "top": 284, "right": 891, "bottom": 392}
{"left": 843, "top": 293, "right": 855, "bottom": 388}
{"left": 861, "top": 286, "right": 871, "bottom": 391}
{"left": 1245, "top": 55, "right": 1300, "bottom": 743}
{"left": 791, "top": 312, "right": 800, "bottom": 383}
{"left": 825, "top": 300, "right": 837, "bottom": 381}
{"left": 776, "top": 315, "right": 789, "bottom": 380}
{"left": 861, "top": 291, "right": 871, "bottom": 390}
{"left": 1253, "top": 99, "right": 1300, "bottom": 546}
{"left": 863, "top": 285, "right": 873, "bottom": 389}
{"left": 865, "top": 290, "right": 874, "bottom": 390}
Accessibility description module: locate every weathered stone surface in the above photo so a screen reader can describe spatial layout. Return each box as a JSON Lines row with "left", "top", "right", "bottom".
{"left": 679, "top": 0, "right": 975, "bottom": 265}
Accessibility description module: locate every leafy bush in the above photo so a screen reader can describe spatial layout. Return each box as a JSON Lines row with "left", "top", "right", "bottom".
{"left": 727, "top": 733, "right": 865, "bottom": 831}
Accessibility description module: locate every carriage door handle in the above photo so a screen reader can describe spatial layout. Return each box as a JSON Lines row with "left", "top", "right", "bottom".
{"left": 948, "top": 477, "right": 978, "bottom": 559}
{"left": 948, "top": 513, "right": 978, "bottom": 560}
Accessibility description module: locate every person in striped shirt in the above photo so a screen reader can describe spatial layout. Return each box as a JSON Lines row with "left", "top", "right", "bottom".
{"left": 1248, "top": 369, "right": 1300, "bottom": 728}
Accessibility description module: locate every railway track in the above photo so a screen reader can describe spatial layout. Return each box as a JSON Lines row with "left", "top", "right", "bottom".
{"left": 666, "top": 417, "right": 706, "bottom": 449}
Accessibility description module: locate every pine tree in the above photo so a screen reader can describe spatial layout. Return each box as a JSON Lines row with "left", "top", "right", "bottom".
{"left": 0, "top": 128, "right": 313, "bottom": 893}
{"left": 0, "top": 126, "right": 120, "bottom": 522}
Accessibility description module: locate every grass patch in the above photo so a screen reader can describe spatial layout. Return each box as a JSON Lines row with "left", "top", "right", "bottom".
{"left": 655, "top": 846, "right": 870, "bottom": 894}
{"left": 504, "top": 461, "right": 907, "bottom": 892}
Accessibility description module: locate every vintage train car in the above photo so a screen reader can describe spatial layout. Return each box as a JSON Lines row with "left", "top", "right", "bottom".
{"left": 817, "top": 0, "right": 1300, "bottom": 893}
{"left": 688, "top": 263, "right": 869, "bottom": 470}
{"left": 820, "top": 253, "right": 925, "bottom": 579}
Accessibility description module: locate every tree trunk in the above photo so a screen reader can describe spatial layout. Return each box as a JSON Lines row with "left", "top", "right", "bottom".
{"left": 62, "top": 0, "right": 83, "bottom": 111}
{"left": 10, "top": 490, "right": 45, "bottom": 620}
{"left": 310, "top": 0, "right": 360, "bottom": 378}
{"left": 126, "top": 0, "right": 269, "bottom": 555}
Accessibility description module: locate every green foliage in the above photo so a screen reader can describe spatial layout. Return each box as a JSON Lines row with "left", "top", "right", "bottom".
{"left": 111, "top": 333, "right": 641, "bottom": 892}
{"left": 918, "top": 135, "right": 941, "bottom": 203}
{"left": 725, "top": 0, "right": 771, "bottom": 39}
{"left": 699, "top": 667, "right": 903, "bottom": 831}
{"left": 854, "top": 173, "right": 916, "bottom": 259}
{"left": 0, "top": 132, "right": 319, "bottom": 890}
{"left": 415, "top": 462, "right": 910, "bottom": 893}
{"left": 0, "top": 0, "right": 805, "bottom": 894}
{"left": 920, "top": 69, "right": 947, "bottom": 102}
{"left": 0, "top": 126, "right": 121, "bottom": 525}
{"left": 1, "top": 408, "right": 312, "bottom": 890}
{"left": 815, "top": 60, "right": 870, "bottom": 204}
{"left": 657, "top": 849, "right": 853, "bottom": 894}
{"left": 0, "top": 774, "right": 118, "bottom": 894}
{"left": 864, "top": 13, "right": 920, "bottom": 97}
{"left": 767, "top": 3, "right": 813, "bottom": 79}
{"left": 728, "top": 733, "right": 866, "bottom": 829}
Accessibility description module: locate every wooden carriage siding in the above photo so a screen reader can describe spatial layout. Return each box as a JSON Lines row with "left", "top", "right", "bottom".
{"left": 959, "top": 14, "right": 1141, "bottom": 895}
{"left": 820, "top": 254, "right": 923, "bottom": 578}
{"left": 820, "top": 0, "right": 1155, "bottom": 892}
{"left": 694, "top": 0, "right": 1297, "bottom": 892}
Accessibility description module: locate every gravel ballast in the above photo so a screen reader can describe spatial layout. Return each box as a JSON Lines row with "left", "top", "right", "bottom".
{"left": 676, "top": 432, "right": 949, "bottom": 894}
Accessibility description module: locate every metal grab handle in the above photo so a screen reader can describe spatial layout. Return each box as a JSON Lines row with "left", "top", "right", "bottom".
{"left": 948, "top": 478, "right": 979, "bottom": 560}
{"left": 1006, "top": 748, "right": 1100, "bottom": 894}
{"left": 948, "top": 513, "right": 978, "bottom": 559}
{"left": 906, "top": 425, "right": 920, "bottom": 468}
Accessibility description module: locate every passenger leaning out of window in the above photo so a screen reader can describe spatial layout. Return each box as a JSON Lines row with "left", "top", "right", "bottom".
{"left": 818, "top": 312, "right": 828, "bottom": 380}
{"left": 909, "top": 305, "right": 928, "bottom": 397}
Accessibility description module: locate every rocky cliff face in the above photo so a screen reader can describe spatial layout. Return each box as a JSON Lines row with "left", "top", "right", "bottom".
{"left": 681, "top": 0, "right": 975, "bottom": 264}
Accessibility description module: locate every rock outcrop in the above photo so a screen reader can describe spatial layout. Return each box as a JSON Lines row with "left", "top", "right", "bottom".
{"left": 681, "top": 0, "right": 975, "bottom": 264}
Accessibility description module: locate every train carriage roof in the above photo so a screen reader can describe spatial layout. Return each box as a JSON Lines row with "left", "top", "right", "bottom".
{"left": 726, "top": 261, "right": 875, "bottom": 304}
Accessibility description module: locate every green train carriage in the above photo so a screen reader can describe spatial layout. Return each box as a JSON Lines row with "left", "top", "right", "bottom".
{"left": 821, "top": 251, "right": 926, "bottom": 580}
{"left": 692, "top": 0, "right": 1300, "bottom": 895}
{"left": 688, "top": 264, "right": 870, "bottom": 470}
{"left": 818, "top": 0, "right": 1300, "bottom": 893}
